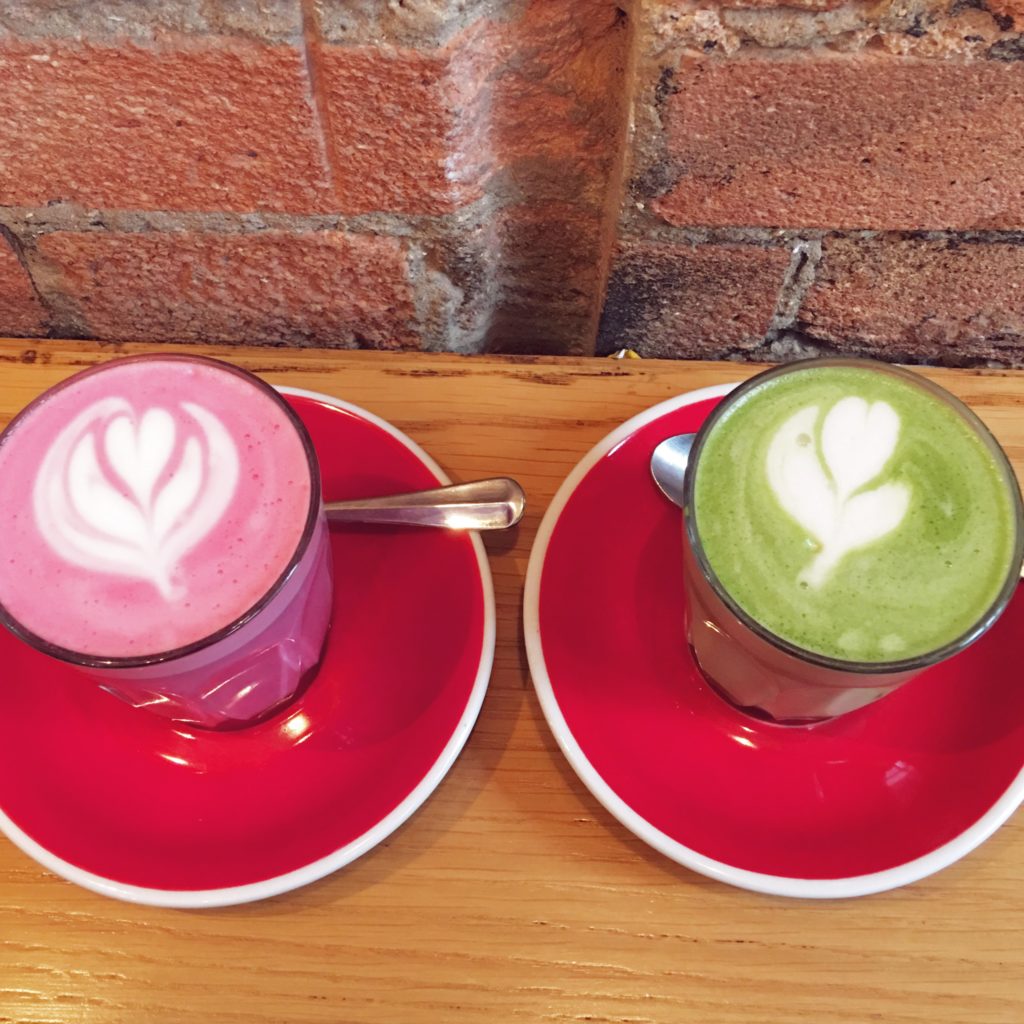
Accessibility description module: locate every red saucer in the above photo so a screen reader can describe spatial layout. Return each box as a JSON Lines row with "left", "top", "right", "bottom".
{"left": 525, "top": 387, "right": 1024, "bottom": 897}
{"left": 0, "top": 390, "right": 494, "bottom": 906}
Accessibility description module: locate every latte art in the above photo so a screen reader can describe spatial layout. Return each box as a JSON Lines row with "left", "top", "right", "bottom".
{"left": 766, "top": 397, "right": 910, "bottom": 588}
{"left": 34, "top": 398, "right": 239, "bottom": 600}
{"left": 692, "top": 363, "right": 1019, "bottom": 662}
{"left": 0, "top": 356, "right": 312, "bottom": 659}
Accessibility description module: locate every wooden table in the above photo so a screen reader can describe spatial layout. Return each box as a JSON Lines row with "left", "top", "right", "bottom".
{"left": 0, "top": 339, "right": 1022, "bottom": 1024}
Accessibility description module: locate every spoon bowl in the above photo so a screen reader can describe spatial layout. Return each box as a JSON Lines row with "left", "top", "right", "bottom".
{"left": 649, "top": 434, "right": 695, "bottom": 509}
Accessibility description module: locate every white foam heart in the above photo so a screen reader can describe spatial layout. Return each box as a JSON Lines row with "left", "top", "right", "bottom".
{"left": 765, "top": 404, "right": 836, "bottom": 546}
{"left": 820, "top": 397, "right": 901, "bottom": 501}
{"left": 105, "top": 408, "right": 175, "bottom": 509}
{"left": 765, "top": 398, "right": 910, "bottom": 588}
{"left": 33, "top": 398, "right": 239, "bottom": 599}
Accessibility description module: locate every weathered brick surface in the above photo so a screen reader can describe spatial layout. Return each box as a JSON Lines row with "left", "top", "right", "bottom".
{"left": 197, "top": 1, "right": 301, "bottom": 41}
{"left": 321, "top": 0, "right": 627, "bottom": 215}
{"left": 650, "top": 56, "right": 1024, "bottom": 231}
{"left": 716, "top": 0, "right": 845, "bottom": 8}
{"left": 320, "top": 47, "right": 466, "bottom": 215}
{"left": 645, "top": 0, "right": 844, "bottom": 46}
{"left": 36, "top": 230, "right": 416, "bottom": 348}
{"left": 314, "top": 0, "right": 512, "bottom": 47}
{"left": 316, "top": 0, "right": 627, "bottom": 353}
{"left": 0, "top": 1, "right": 301, "bottom": 42}
{"left": 0, "top": 235, "right": 46, "bottom": 337}
{"left": 596, "top": 240, "right": 790, "bottom": 357}
{"left": 989, "top": 0, "right": 1024, "bottom": 29}
{"left": 643, "top": 0, "right": 1020, "bottom": 64}
{"left": 0, "top": 40, "right": 331, "bottom": 212}
{"left": 454, "top": 1, "right": 626, "bottom": 201}
{"left": 712, "top": 2, "right": 1007, "bottom": 56}
{"left": 421, "top": 201, "right": 607, "bottom": 353}
{"left": 3, "top": 0, "right": 1018, "bottom": 363}
{"left": 489, "top": 203, "right": 606, "bottom": 354}
{"left": 799, "top": 238, "right": 1024, "bottom": 365}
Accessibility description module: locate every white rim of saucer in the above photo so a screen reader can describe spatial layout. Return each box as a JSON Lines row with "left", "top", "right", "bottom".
{"left": 0, "top": 387, "right": 497, "bottom": 909}
{"left": 523, "top": 383, "right": 1024, "bottom": 899}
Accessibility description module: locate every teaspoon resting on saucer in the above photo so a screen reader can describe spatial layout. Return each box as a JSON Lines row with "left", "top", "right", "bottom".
{"left": 325, "top": 477, "right": 525, "bottom": 530}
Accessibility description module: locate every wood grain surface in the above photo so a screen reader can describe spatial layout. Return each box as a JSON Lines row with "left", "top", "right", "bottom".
{"left": 0, "top": 339, "right": 1022, "bottom": 1024}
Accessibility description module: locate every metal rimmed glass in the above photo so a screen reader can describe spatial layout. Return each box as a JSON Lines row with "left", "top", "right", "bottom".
{"left": 0, "top": 354, "right": 333, "bottom": 728}
{"left": 681, "top": 358, "right": 1024, "bottom": 723}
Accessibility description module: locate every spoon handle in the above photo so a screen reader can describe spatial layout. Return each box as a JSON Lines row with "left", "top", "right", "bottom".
{"left": 324, "top": 477, "right": 526, "bottom": 530}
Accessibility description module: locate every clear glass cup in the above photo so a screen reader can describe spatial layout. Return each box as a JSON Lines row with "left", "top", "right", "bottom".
{"left": 682, "top": 359, "right": 1024, "bottom": 724}
{"left": 0, "top": 355, "right": 333, "bottom": 729}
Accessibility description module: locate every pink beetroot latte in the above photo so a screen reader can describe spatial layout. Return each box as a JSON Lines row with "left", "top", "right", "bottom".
{"left": 0, "top": 355, "right": 333, "bottom": 727}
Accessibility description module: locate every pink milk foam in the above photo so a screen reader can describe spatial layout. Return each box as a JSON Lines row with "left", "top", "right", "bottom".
{"left": 0, "top": 356, "right": 333, "bottom": 727}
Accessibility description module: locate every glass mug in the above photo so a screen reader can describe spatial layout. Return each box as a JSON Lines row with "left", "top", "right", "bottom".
{"left": 679, "top": 359, "right": 1024, "bottom": 724}
{"left": 0, "top": 354, "right": 333, "bottom": 729}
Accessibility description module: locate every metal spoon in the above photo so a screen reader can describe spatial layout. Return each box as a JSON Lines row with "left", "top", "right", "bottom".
{"left": 649, "top": 434, "right": 695, "bottom": 509}
{"left": 325, "top": 477, "right": 525, "bottom": 530}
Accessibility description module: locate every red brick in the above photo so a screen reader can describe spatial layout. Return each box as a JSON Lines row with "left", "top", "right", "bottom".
{"left": 0, "top": 41, "right": 331, "bottom": 212}
{"left": 319, "top": 0, "right": 628, "bottom": 215}
{"left": 453, "top": 1, "right": 627, "bottom": 172}
{"left": 485, "top": 203, "right": 607, "bottom": 354}
{"left": 799, "top": 238, "right": 1024, "bottom": 365}
{"left": 596, "top": 240, "right": 790, "bottom": 358}
{"left": 36, "top": 230, "right": 417, "bottom": 348}
{"left": 652, "top": 56, "right": 1024, "bottom": 230}
{"left": 319, "top": 47, "right": 466, "bottom": 215}
{"left": 0, "top": 236, "right": 46, "bottom": 337}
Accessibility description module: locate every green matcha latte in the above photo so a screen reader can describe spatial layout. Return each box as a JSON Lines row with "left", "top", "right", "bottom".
{"left": 691, "top": 363, "right": 1021, "bottom": 664}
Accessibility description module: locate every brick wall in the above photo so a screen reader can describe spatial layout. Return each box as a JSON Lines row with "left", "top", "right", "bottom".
{"left": 601, "top": 0, "right": 1024, "bottom": 366}
{"left": 1, "top": 0, "right": 1023, "bottom": 365}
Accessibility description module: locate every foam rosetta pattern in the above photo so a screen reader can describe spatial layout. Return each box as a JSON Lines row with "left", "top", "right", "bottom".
{"left": 766, "top": 397, "right": 910, "bottom": 588}
{"left": 34, "top": 398, "right": 239, "bottom": 601}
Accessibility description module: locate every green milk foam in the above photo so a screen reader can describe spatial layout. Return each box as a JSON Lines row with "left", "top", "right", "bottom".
{"left": 693, "top": 365, "right": 1019, "bottom": 662}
